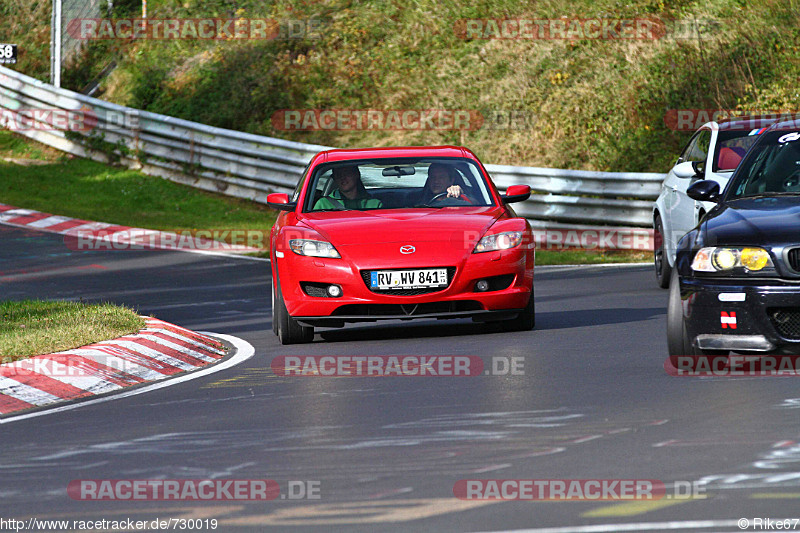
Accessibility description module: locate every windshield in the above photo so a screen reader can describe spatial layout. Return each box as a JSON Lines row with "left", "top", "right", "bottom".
{"left": 713, "top": 130, "right": 761, "bottom": 171}
{"left": 302, "top": 157, "right": 495, "bottom": 212}
{"left": 727, "top": 130, "right": 800, "bottom": 198}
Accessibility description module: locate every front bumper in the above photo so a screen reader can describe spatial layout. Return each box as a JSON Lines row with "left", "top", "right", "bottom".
{"left": 275, "top": 246, "right": 534, "bottom": 324}
{"left": 681, "top": 277, "right": 800, "bottom": 353}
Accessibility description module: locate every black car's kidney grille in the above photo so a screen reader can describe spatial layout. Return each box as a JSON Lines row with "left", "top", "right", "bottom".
{"left": 360, "top": 267, "right": 457, "bottom": 295}
{"left": 769, "top": 308, "right": 800, "bottom": 339}
{"left": 787, "top": 248, "right": 800, "bottom": 273}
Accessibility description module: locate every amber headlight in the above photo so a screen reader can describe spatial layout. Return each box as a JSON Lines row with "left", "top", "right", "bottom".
{"left": 691, "top": 247, "right": 772, "bottom": 272}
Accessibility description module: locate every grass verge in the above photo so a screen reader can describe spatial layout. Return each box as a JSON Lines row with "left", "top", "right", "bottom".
{"left": 0, "top": 130, "right": 277, "bottom": 242}
{"left": 0, "top": 300, "right": 145, "bottom": 363}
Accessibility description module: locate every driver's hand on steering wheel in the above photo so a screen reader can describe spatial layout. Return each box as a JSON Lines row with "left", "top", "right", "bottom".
{"left": 447, "top": 185, "right": 462, "bottom": 198}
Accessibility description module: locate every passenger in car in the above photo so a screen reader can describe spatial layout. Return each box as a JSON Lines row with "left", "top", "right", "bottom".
{"left": 314, "top": 165, "right": 383, "bottom": 210}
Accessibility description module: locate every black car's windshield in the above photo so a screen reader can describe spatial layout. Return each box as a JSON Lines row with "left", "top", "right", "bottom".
{"left": 728, "top": 130, "right": 800, "bottom": 199}
{"left": 302, "top": 157, "right": 495, "bottom": 212}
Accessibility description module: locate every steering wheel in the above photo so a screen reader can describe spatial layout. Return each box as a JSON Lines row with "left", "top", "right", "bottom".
{"left": 782, "top": 170, "right": 800, "bottom": 191}
{"left": 426, "top": 192, "right": 449, "bottom": 204}
{"left": 422, "top": 192, "right": 472, "bottom": 207}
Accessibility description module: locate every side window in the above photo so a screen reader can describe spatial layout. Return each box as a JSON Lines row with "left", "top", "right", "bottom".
{"left": 677, "top": 130, "right": 711, "bottom": 164}
{"left": 307, "top": 169, "right": 334, "bottom": 209}
{"left": 687, "top": 130, "right": 711, "bottom": 162}
{"left": 291, "top": 164, "right": 312, "bottom": 203}
{"left": 677, "top": 133, "right": 699, "bottom": 164}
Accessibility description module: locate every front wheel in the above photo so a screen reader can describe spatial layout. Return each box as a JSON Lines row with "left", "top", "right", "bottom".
{"left": 274, "top": 272, "right": 314, "bottom": 345}
{"left": 271, "top": 275, "right": 278, "bottom": 335}
{"left": 502, "top": 289, "right": 535, "bottom": 332}
{"left": 666, "top": 270, "right": 726, "bottom": 356}
{"left": 666, "top": 270, "right": 692, "bottom": 356}
{"left": 654, "top": 215, "right": 672, "bottom": 289}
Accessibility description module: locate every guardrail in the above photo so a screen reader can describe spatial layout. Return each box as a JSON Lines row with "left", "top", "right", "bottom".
{"left": 0, "top": 65, "right": 664, "bottom": 229}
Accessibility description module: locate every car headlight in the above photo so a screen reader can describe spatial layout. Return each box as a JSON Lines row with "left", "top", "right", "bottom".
{"left": 289, "top": 239, "right": 341, "bottom": 258}
{"left": 691, "top": 247, "right": 773, "bottom": 272}
{"left": 473, "top": 231, "right": 523, "bottom": 253}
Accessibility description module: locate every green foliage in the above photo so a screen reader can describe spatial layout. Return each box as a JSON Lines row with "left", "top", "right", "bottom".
{"left": 5, "top": 0, "right": 800, "bottom": 172}
{"left": 64, "top": 129, "right": 132, "bottom": 164}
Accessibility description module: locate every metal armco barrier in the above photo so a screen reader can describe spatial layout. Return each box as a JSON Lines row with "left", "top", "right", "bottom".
{"left": 0, "top": 65, "right": 664, "bottom": 243}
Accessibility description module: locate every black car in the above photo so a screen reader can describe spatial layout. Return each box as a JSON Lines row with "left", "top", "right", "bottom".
{"left": 668, "top": 121, "right": 800, "bottom": 355}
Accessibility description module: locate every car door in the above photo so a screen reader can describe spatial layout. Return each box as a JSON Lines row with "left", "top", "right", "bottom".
{"left": 663, "top": 128, "right": 711, "bottom": 265}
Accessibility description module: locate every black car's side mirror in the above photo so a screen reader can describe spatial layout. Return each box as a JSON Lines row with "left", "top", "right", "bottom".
{"left": 686, "top": 180, "right": 721, "bottom": 203}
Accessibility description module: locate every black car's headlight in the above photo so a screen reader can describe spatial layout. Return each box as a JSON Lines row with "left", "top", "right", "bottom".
{"left": 289, "top": 239, "right": 341, "bottom": 258}
{"left": 691, "top": 246, "right": 773, "bottom": 273}
{"left": 473, "top": 231, "right": 523, "bottom": 253}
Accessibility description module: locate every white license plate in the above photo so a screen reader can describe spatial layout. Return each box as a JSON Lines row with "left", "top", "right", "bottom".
{"left": 370, "top": 268, "right": 448, "bottom": 290}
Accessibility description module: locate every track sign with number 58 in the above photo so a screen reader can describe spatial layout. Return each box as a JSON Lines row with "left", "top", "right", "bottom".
{"left": 0, "top": 44, "right": 17, "bottom": 65}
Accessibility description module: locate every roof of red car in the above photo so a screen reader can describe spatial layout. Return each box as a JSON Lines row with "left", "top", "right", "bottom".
{"left": 314, "top": 146, "right": 473, "bottom": 162}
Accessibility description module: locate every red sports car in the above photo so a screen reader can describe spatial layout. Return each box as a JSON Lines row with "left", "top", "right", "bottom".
{"left": 267, "top": 146, "right": 535, "bottom": 344}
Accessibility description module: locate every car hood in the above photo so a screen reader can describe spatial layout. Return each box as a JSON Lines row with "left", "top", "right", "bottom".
{"left": 705, "top": 196, "right": 800, "bottom": 246}
{"left": 301, "top": 207, "right": 503, "bottom": 246}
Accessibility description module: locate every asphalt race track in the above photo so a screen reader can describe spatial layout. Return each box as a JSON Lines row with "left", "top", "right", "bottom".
{"left": 2, "top": 222, "right": 800, "bottom": 532}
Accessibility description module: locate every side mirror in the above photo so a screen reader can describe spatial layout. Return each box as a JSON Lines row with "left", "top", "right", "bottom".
{"left": 686, "top": 180, "right": 721, "bottom": 203}
{"left": 267, "top": 193, "right": 296, "bottom": 211}
{"left": 673, "top": 161, "right": 704, "bottom": 179}
{"left": 501, "top": 185, "right": 531, "bottom": 204}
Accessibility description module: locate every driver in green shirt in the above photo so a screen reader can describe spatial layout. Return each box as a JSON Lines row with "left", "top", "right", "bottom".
{"left": 314, "top": 165, "right": 383, "bottom": 210}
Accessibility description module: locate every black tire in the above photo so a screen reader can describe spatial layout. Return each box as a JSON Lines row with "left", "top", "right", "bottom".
{"left": 666, "top": 270, "right": 727, "bottom": 357}
{"left": 502, "top": 288, "right": 535, "bottom": 332}
{"left": 271, "top": 275, "right": 278, "bottom": 335}
{"left": 666, "top": 270, "right": 693, "bottom": 356}
{"left": 654, "top": 215, "right": 672, "bottom": 289}
{"left": 274, "top": 271, "right": 314, "bottom": 345}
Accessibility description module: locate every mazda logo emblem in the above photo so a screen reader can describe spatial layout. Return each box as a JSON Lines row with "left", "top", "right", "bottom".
{"left": 400, "top": 245, "right": 415, "bottom": 254}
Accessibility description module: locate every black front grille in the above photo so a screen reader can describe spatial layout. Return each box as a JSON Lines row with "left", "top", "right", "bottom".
{"left": 769, "top": 308, "right": 800, "bottom": 339}
{"left": 788, "top": 248, "right": 800, "bottom": 273}
{"left": 333, "top": 301, "right": 482, "bottom": 317}
{"left": 360, "top": 267, "right": 457, "bottom": 295}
